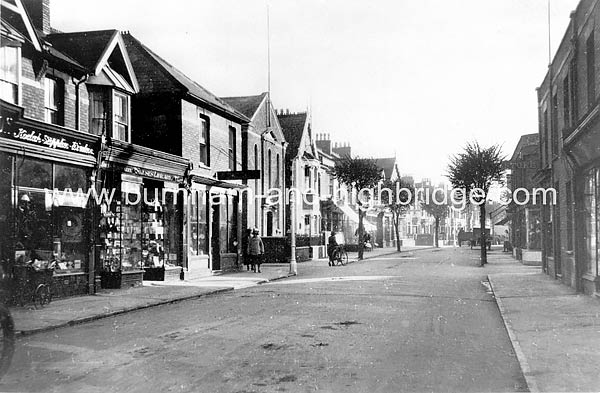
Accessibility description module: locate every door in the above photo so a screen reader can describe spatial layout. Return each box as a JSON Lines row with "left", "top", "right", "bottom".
{"left": 211, "top": 196, "right": 220, "bottom": 271}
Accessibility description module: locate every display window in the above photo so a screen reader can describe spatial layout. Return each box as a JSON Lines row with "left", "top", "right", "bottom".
{"left": 4, "top": 154, "right": 91, "bottom": 274}
{"left": 98, "top": 176, "right": 183, "bottom": 273}
{"left": 190, "top": 189, "right": 208, "bottom": 256}
{"left": 583, "top": 168, "right": 599, "bottom": 276}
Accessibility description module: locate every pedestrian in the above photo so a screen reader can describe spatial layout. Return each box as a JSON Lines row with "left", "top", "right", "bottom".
{"left": 243, "top": 229, "right": 252, "bottom": 271}
{"left": 247, "top": 228, "right": 264, "bottom": 273}
{"left": 327, "top": 231, "right": 338, "bottom": 266}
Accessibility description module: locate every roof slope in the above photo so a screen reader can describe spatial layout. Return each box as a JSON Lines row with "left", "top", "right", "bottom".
{"left": 278, "top": 112, "right": 308, "bottom": 161}
{"left": 375, "top": 157, "right": 397, "bottom": 179}
{"left": 221, "top": 93, "right": 267, "bottom": 119}
{"left": 122, "top": 33, "right": 249, "bottom": 123}
{"left": 45, "top": 30, "right": 116, "bottom": 70}
{"left": 510, "top": 133, "right": 539, "bottom": 162}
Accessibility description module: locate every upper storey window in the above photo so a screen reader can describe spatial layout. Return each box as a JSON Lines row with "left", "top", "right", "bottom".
{"left": 0, "top": 45, "right": 19, "bottom": 104}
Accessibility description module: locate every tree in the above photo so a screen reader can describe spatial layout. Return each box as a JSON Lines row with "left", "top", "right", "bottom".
{"left": 447, "top": 141, "right": 505, "bottom": 266}
{"left": 420, "top": 188, "right": 450, "bottom": 248}
{"left": 380, "top": 179, "right": 414, "bottom": 252}
{"left": 333, "top": 156, "right": 382, "bottom": 260}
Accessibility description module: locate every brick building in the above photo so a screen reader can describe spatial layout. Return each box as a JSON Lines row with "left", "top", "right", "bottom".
{"left": 537, "top": 0, "right": 600, "bottom": 294}
{"left": 221, "top": 93, "right": 286, "bottom": 238}
{"left": 122, "top": 34, "right": 250, "bottom": 278}
{"left": 506, "top": 133, "right": 541, "bottom": 265}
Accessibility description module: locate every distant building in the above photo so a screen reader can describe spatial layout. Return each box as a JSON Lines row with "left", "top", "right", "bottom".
{"left": 506, "top": 133, "right": 541, "bottom": 265}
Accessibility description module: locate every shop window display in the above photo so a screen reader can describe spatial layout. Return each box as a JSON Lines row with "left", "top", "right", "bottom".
{"left": 583, "top": 168, "right": 598, "bottom": 276}
{"left": 190, "top": 190, "right": 208, "bottom": 256}
{"left": 8, "top": 156, "right": 90, "bottom": 275}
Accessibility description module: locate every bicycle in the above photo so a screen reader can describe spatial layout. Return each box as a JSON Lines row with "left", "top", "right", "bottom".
{"left": 13, "top": 265, "right": 53, "bottom": 309}
{"left": 0, "top": 304, "right": 14, "bottom": 380}
{"left": 331, "top": 245, "right": 348, "bottom": 266}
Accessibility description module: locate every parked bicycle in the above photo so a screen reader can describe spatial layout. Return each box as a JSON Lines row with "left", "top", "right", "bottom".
{"left": 13, "top": 264, "right": 53, "bottom": 309}
{"left": 331, "top": 245, "right": 348, "bottom": 266}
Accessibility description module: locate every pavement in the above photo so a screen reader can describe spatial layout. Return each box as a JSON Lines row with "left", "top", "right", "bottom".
{"left": 487, "top": 251, "right": 600, "bottom": 392}
{"left": 10, "top": 245, "right": 414, "bottom": 337}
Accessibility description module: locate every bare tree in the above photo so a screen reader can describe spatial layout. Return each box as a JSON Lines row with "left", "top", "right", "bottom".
{"left": 447, "top": 141, "right": 505, "bottom": 266}
{"left": 380, "top": 179, "right": 414, "bottom": 252}
{"left": 421, "top": 188, "right": 450, "bottom": 248}
{"left": 333, "top": 156, "right": 382, "bottom": 260}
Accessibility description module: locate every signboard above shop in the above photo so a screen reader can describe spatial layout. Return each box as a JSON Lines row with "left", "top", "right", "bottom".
{"left": 216, "top": 170, "right": 261, "bottom": 181}
{"left": 0, "top": 111, "right": 96, "bottom": 157}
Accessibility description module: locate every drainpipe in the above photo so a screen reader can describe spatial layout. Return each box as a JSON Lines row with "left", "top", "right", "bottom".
{"left": 71, "top": 74, "right": 89, "bottom": 131}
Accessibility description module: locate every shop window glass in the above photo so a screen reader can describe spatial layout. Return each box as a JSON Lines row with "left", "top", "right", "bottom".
{"left": 52, "top": 206, "right": 86, "bottom": 271}
{"left": 219, "top": 195, "right": 228, "bottom": 254}
{"left": 15, "top": 191, "right": 52, "bottom": 253}
{"left": 191, "top": 190, "right": 208, "bottom": 255}
{"left": 583, "top": 169, "right": 597, "bottom": 275}
{"left": 190, "top": 191, "right": 199, "bottom": 255}
{"left": 16, "top": 158, "right": 52, "bottom": 189}
{"left": 54, "top": 164, "right": 88, "bottom": 192}
{"left": 121, "top": 186, "right": 142, "bottom": 271}
{"left": 0, "top": 45, "right": 19, "bottom": 104}
{"left": 228, "top": 195, "right": 237, "bottom": 253}
{"left": 528, "top": 210, "right": 541, "bottom": 250}
{"left": 198, "top": 191, "right": 208, "bottom": 255}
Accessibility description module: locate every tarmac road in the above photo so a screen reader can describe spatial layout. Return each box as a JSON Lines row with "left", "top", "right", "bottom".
{"left": 2, "top": 248, "right": 527, "bottom": 393}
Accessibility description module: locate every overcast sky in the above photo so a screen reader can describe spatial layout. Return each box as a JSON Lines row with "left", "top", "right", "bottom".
{"left": 52, "top": 0, "right": 579, "bottom": 182}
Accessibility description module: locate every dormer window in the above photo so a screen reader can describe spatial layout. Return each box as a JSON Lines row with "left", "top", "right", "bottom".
{"left": 88, "top": 87, "right": 131, "bottom": 142}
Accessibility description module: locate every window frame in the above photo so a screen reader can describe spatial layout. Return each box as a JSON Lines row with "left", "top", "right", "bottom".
{"left": 228, "top": 126, "right": 236, "bottom": 171}
{"left": 112, "top": 91, "right": 130, "bottom": 142}
{"left": 0, "top": 45, "right": 21, "bottom": 105}
{"left": 44, "top": 76, "right": 64, "bottom": 126}
{"left": 199, "top": 115, "right": 210, "bottom": 167}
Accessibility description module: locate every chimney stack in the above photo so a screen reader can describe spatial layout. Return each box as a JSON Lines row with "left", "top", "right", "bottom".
{"left": 22, "top": 0, "right": 51, "bottom": 35}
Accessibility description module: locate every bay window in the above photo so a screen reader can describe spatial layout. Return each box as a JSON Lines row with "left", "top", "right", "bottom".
{"left": 0, "top": 45, "right": 19, "bottom": 104}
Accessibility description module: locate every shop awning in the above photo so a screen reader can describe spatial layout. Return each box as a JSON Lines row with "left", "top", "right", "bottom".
{"left": 335, "top": 202, "right": 376, "bottom": 231}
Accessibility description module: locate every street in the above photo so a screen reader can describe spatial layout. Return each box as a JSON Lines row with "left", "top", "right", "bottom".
{"left": 2, "top": 248, "right": 527, "bottom": 393}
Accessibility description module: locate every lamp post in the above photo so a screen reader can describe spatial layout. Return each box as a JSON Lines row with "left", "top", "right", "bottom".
{"left": 289, "top": 162, "right": 297, "bottom": 275}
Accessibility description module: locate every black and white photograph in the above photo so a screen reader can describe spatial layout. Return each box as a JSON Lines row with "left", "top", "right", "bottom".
{"left": 0, "top": 0, "right": 599, "bottom": 392}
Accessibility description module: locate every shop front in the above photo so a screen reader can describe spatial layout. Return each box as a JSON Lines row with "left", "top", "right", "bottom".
{"left": 0, "top": 102, "right": 98, "bottom": 301}
{"left": 97, "top": 142, "right": 188, "bottom": 288}
{"left": 185, "top": 176, "right": 242, "bottom": 279}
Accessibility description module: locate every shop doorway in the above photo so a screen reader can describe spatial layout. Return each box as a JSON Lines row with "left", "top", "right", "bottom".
{"left": 211, "top": 197, "right": 221, "bottom": 271}
{"left": 266, "top": 211, "right": 273, "bottom": 236}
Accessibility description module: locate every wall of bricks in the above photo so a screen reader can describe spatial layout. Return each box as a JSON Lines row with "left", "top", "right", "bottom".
{"left": 181, "top": 99, "right": 243, "bottom": 178}
{"left": 20, "top": 56, "right": 91, "bottom": 133}
{"left": 537, "top": 0, "right": 600, "bottom": 294}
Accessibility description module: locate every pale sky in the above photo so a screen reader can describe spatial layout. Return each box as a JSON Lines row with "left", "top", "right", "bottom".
{"left": 52, "top": 0, "right": 579, "bottom": 182}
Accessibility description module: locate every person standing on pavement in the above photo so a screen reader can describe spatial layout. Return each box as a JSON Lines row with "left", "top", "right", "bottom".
{"left": 242, "top": 229, "right": 252, "bottom": 271}
{"left": 327, "top": 231, "right": 338, "bottom": 266}
{"left": 247, "top": 228, "right": 264, "bottom": 273}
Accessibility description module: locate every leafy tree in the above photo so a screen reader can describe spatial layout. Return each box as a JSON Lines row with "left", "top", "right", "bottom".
{"left": 420, "top": 188, "right": 450, "bottom": 248}
{"left": 380, "top": 179, "right": 414, "bottom": 252}
{"left": 447, "top": 141, "right": 505, "bottom": 266}
{"left": 333, "top": 156, "right": 382, "bottom": 260}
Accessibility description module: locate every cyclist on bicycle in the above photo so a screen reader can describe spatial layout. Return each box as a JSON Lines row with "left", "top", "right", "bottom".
{"left": 327, "top": 231, "right": 338, "bottom": 267}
